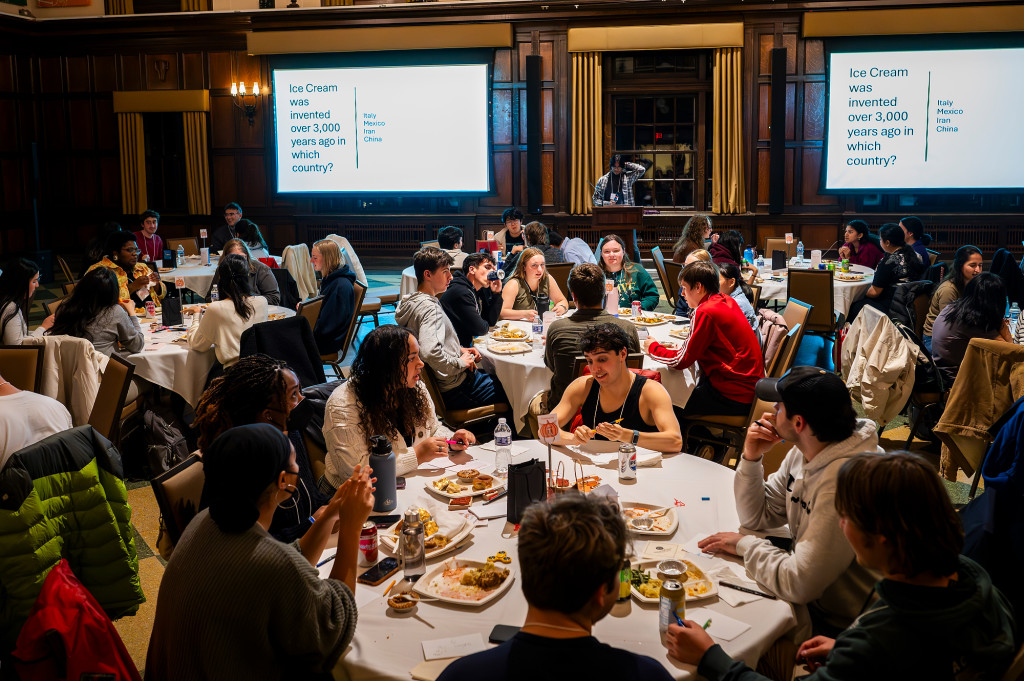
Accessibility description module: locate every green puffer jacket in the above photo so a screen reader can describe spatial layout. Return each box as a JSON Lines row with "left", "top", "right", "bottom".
{"left": 0, "top": 425, "right": 144, "bottom": 649}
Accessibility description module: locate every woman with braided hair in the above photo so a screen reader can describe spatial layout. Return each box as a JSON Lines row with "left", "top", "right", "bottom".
{"left": 186, "top": 253, "right": 268, "bottom": 367}
{"left": 321, "top": 325, "right": 476, "bottom": 494}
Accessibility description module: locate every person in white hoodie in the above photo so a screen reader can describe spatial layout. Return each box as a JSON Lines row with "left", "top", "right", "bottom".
{"left": 697, "top": 367, "right": 881, "bottom": 640}
{"left": 395, "top": 247, "right": 508, "bottom": 411}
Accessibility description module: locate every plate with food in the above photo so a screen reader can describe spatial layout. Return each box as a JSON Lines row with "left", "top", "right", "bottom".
{"left": 619, "top": 307, "right": 633, "bottom": 317}
{"left": 629, "top": 559, "right": 717, "bottom": 603}
{"left": 268, "top": 312, "right": 287, "bottom": 321}
{"left": 378, "top": 505, "right": 473, "bottom": 560}
{"left": 621, "top": 502, "right": 679, "bottom": 536}
{"left": 631, "top": 314, "right": 671, "bottom": 327}
{"left": 490, "top": 323, "right": 531, "bottom": 341}
{"left": 668, "top": 327, "right": 690, "bottom": 341}
{"left": 487, "top": 341, "right": 533, "bottom": 355}
{"left": 413, "top": 558, "right": 515, "bottom": 606}
{"left": 834, "top": 273, "right": 867, "bottom": 282}
{"left": 158, "top": 267, "right": 174, "bottom": 274}
{"left": 426, "top": 474, "right": 500, "bottom": 499}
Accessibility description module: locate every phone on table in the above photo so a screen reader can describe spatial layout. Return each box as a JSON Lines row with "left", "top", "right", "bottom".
{"left": 372, "top": 514, "right": 402, "bottom": 529}
{"left": 488, "top": 624, "right": 521, "bottom": 644}
{"left": 396, "top": 476, "right": 407, "bottom": 490}
{"left": 357, "top": 557, "right": 400, "bottom": 586}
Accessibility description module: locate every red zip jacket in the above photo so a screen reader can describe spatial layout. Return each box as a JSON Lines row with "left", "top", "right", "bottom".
{"left": 649, "top": 292, "right": 764, "bottom": 403}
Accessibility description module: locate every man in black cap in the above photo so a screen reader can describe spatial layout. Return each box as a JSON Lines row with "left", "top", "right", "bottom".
{"left": 696, "top": 367, "right": 882, "bottom": 639}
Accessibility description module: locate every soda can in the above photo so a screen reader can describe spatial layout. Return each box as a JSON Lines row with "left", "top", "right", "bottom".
{"left": 618, "top": 558, "right": 631, "bottom": 602}
{"left": 145, "top": 300, "right": 156, "bottom": 318}
{"left": 658, "top": 580, "right": 686, "bottom": 643}
{"left": 618, "top": 444, "right": 637, "bottom": 481}
{"left": 358, "top": 520, "right": 378, "bottom": 566}
{"left": 631, "top": 301, "right": 641, "bottom": 317}
{"left": 841, "top": 259, "right": 850, "bottom": 273}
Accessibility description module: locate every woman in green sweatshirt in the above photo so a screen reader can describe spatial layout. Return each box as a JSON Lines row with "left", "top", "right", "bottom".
{"left": 598, "top": 234, "right": 660, "bottom": 311}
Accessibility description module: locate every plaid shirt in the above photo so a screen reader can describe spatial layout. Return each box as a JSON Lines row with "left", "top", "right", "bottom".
{"left": 592, "top": 162, "right": 647, "bottom": 207}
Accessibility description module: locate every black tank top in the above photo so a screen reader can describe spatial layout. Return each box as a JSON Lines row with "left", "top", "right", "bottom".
{"left": 580, "top": 374, "right": 652, "bottom": 439}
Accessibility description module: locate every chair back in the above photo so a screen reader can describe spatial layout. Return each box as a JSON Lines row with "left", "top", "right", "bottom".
{"left": 61, "top": 281, "right": 77, "bottom": 297}
{"left": 526, "top": 389, "right": 551, "bottom": 439}
{"left": 0, "top": 345, "right": 44, "bottom": 392}
{"left": 270, "top": 268, "right": 301, "bottom": 310}
{"left": 56, "top": 256, "right": 75, "bottom": 283}
{"left": 786, "top": 269, "right": 835, "bottom": 332}
{"left": 43, "top": 297, "right": 64, "bottom": 317}
{"left": 167, "top": 237, "right": 199, "bottom": 256}
{"left": 779, "top": 297, "right": 813, "bottom": 369}
{"left": 240, "top": 316, "right": 326, "bottom": 388}
{"left": 749, "top": 284, "right": 762, "bottom": 309}
{"left": 339, "top": 281, "right": 368, "bottom": 362}
{"left": 419, "top": 365, "right": 449, "bottom": 421}
{"left": 297, "top": 295, "right": 324, "bottom": 336}
{"left": 572, "top": 352, "right": 644, "bottom": 379}
{"left": 281, "top": 244, "right": 318, "bottom": 300}
{"left": 768, "top": 323, "right": 802, "bottom": 377}
{"left": 927, "top": 248, "right": 941, "bottom": 266}
{"left": 421, "top": 240, "right": 441, "bottom": 250}
{"left": 664, "top": 262, "right": 683, "bottom": 308}
{"left": 87, "top": 354, "right": 135, "bottom": 442}
{"left": 150, "top": 455, "right": 205, "bottom": 549}
{"left": 326, "top": 235, "right": 368, "bottom": 287}
{"left": 650, "top": 246, "right": 673, "bottom": 303}
{"left": 913, "top": 288, "right": 932, "bottom": 340}
{"left": 765, "top": 237, "right": 796, "bottom": 259}
{"left": 546, "top": 263, "right": 573, "bottom": 305}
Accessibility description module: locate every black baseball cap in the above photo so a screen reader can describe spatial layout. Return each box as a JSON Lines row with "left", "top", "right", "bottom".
{"left": 755, "top": 367, "right": 856, "bottom": 440}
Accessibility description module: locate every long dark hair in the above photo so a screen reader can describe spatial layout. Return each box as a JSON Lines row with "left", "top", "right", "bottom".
{"left": 672, "top": 214, "right": 711, "bottom": 257}
{"left": 214, "top": 253, "right": 254, "bottom": 320}
{"left": 943, "top": 245, "right": 983, "bottom": 294}
{"left": 0, "top": 258, "right": 40, "bottom": 339}
{"left": 900, "top": 215, "right": 932, "bottom": 247}
{"left": 350, "top": 325, "right": 430, "bottom": 442}
{"left": 48, "top": 268, "right": 120, "bottom": 338}
{"left": 716, "top": 230, "right": 744, "bottom": 265}
{"left": 879, "top": 223, "right": 924, "bottom": 277}
{"left": 719, "top": 262, "right": 754, "bottom": 303}
{"left": 234, "top": 219, "right": 268, "bottom": 252}
{"left": 845, "top": 219, "right": 881, "bottom": 250}
{"left": 943, "top": 272, "right": 1005, "bottom": 334}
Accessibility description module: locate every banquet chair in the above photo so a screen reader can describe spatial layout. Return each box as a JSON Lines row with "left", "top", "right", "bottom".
{"left": 420, "top": 364, "right": 509, "bottom": 432}
{"left": 297, "top": 295, "right": 323, "bottom": 337}
{"left": 151, "top": 454, "right": 204, "bottom": 555}
{"left": 271, "top": 268, "right": 301, "bottom": 310}
{"left": 421, "top": 240, "right": 441, "bottom": 250}
{"left": 664, "top": 262, "right": 683, "bottom": 309}
{"left": 787, "top": 269, "right": 842, "bottom": 337}
{"left": 0, "top": 345, "right": 44, "bottom": 392}
{"left": 43, "top": 297, "right": 64, "bottom": 317}
{"left": 240, "top": 316, "right": 326, "bottom": 388}
{"left": 281, "top": 244, "right": 318, "bottom": 300}
{"left": 779, "top": 297, "right": 813, "bottom": 365}
{"left": 166, "top": 237, "right": 199, "bottom": 257}
{"left": 56, "top": 256, "right": 75, "bottom": 283}
{"left": 87, "top": 353, "right": 135, "bottom": 444}
{"left": 327, "top": 234, "right": 398, "bottom": 312}
{"left": 750, "top": 284, "right": 762, "bottom": 309}
{"left": 61, "top": 281, "right": 77, "bottom": 296}
{"left": 765, "top": 237, "right": 796, "bottom": 259}
{"left": 546, "top": 263, "right": 574, "bottom": 308}
{"left": 927, "top": 249, "right": 941, "bottom": 266}
{"left": 526, "top": 389, "right": 551, "bottom": 439}
{"left": 650, "top": 247, "right": 673, "bottom": 304}
{"left": 338, "top": 281, "right": 368, "bottom": 364}
{"left": 296, "top": 294, "right": 342, "bottom": 377}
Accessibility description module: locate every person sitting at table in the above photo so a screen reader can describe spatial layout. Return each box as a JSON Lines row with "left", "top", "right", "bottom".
{"left": 0, "top": 369, "right": 72, "bottom": 467}
{"left": 145, "top": 424, "right": 374, "bottom": 680}
{"left": 931, "top": 272, "right": 1012, "bottom": 388}
{"left": 0, "top": 257, "right": 53, "bottom": 344}
{"left": 87, "top": 230, "right": 166, "bottom": 307}
{"left": 80, "top": 221, "right": 121, "bottom": 278}
{"left": 845, "top": 223, "right": 926, "bottom": 324}
{"left": 503, "top": 221, "right": 566, "bottom": 274}
{"left": 207, "top": 238, "right": 281, "bottom": 306}
{"left": 209, "top": 201, "right": 243, "bottom": 254}
{"left": 234, "top": 218, "right": 270, "bottom": 260}
{"left": 187, "top": 253, "right": 269, "bottom": 368}
{"left": 647, "top": 261, "right": 763, "bottom": 417}
{"left": 396, "top": 247, "right": 508, "bottom": 411}
{"left": 438, "top": 494, "right": 675, "bottom": 681}
{"left": 599, "top": 234, "right": 660, "bottom": 312}
{"left": 549, "top": 228, "right": 596, "bottom": 265}
{"left": 664, "top": 451, "right": 1016, "bottom": 681}
{"left": 697, "top": 367, "right": 881, "bottom": 641}
{"left": 322, "top": 325, "right": 476, "bottom": 491}
{"left": 437, "top": 225, "right": 468, "bottom": 269}
{"left": 673, "top": 248, "right": 711, "bottom": 317}
{"left": 495, "top": 206, "right": 526, "bottom": 256}
{"left": 710, "top": 229, "right": 759, "bottom": 280}
{"left": 309, "top": 239, "right": 356, "bottom": 355}
{"left": 900, "top": 215, "right": 932, "bottom": 265}
{"left": 440, "top": 252, "right": 503, "bottom": 347}
{"left": 718, "top": 262, "right": 760, "bottom": 342}
{"left": 133, "top": 209, "right": 163, "bottom": 265}
{"left": 550, "top": 323, "right": 681, "bottom": 453}
{"left": 545, "top": 264, "right": 639, "bottom": 407}
{"left": 47, "top": 267, "right": 144, "bottom": 357}
{"left": 500, "top": 247, "right": 570, "bottom": 322}
{"left": 193, "top": 353, "right": 329, "bottom": 542}
{"left": 672, "top": 213, "right": 715, "bottom": 264}
{"left": 921, "top": 245, "right": 983, "bottom": 354}
{"left": 838, "top": 219, "right": 884, "bottom": 270}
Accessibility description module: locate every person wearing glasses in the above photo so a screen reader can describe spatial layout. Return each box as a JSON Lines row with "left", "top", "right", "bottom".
{"left": 210, "top": 202, "right": 244, "bottom": 253}
{"left": 86, "top": 230, "right": 165, "bottom": 306}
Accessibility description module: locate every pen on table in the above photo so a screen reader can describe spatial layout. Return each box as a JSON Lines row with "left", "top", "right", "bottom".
{"left": 383, "top": 579, "right": 397, "bottom": 596}
{"left": 315, "top": 553, "right": 336, "bottom": 568}
{"left": 703, "top": 618, "right": 712, "bottom": 630}
{"left": 483, "top": 489, "right": 508, "bottom": 505}
{"left": 720, "top": 581, "right": 777, "bottom": 600}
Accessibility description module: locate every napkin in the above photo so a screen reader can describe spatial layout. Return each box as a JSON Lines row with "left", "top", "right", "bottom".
{"left": 421, "top": 633, "right": 487, "bottom": 661}
{"left": 410, "top": 658, "right": 458, "bottom": 681}
{"left": 686, "top": 607, "right": 751, "bottom": 642}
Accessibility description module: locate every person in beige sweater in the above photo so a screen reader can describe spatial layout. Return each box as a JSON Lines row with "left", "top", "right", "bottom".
{"left": 187, "top": 254, "right": 268, "bottom": 367}
{"left": 921, "top": 245, "right": 983, "bottom": 354}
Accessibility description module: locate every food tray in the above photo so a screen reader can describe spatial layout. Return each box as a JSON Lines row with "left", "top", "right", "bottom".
{"left": 413, "top": 559, "right": 515, "bottom": 606}
{"left": 629, "top": 559, "right": 717, "bottom": 603}
{"left": 621, "top": 502, "right": 679, "bottom": 536}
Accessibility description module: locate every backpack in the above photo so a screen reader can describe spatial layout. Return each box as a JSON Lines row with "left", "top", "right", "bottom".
{"left": 144, "top": 408, "right": 191, "bottom": 476}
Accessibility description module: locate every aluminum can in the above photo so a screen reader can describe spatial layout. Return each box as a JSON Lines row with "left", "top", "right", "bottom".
{"left": 619, "top": 558, "right": 631, "bottom": 602}
{"left": 618, "top": 444, "right": 637, "bottom": 481}
{"left": 358, "top": 520, "right": 378, "bottom": 566}
{"left": 658, "top": 579, "right": 686, "bottom": 643}
{"left": 145, "top": 300, "right": 156, "bottom": 318}
{"left": 841, "top": 259, "right": 851, "bottom": 272}
{"left": 631, "top": 301, "right": 642, "bottom": 317}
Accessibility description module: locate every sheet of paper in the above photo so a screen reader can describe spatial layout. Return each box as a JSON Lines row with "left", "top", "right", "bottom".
{"left": 410, "top": 658, "right": 459, "bottom": 681}
{"left": 421, "top": 633, "right": 487, "bottom": 661}
{"left": 681, "top": 535, "right": 709, "bottom": 557}
{"left": 686, "top": 607, "right": 751, "bottom": 642}
{"left": 470, "top": 498, "right": 508, "bottom": 520}
{"left": 641, "top": 541, "right": 682, "bottom": 561}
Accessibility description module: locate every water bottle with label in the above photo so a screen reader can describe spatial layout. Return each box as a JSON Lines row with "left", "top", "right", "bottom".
{"left": 210, "top": 284, "right": 219, "bottom": 302}
{"left": 368, "top": 435, "right": 397, "bottom": 512}
{"left": 796, "top": 240, "right": 804, "bottom": 263}
{"left": 400, "top": 506, "right": 426, "bottom": 582}
{"left": 1011, "top": 302, "right": 1020, "bottom": 335}
{"left": 494, "top": 418, "right": 512, "bottom": 478}
{"left": 177, "top": 244, "right": 185, "bottom": 267}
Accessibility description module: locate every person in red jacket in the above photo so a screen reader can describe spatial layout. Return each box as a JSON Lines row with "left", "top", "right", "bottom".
{"left": 645, "top": 260, "right": 763, "bottom": 416}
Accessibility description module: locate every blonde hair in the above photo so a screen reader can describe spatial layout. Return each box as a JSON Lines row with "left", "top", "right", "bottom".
{"left": 312, "top": 239, "right": 342, "bottom": 277}
{"left": 222, "top": 238, "right": 255, "bottom": 272}
{"left": 686, "top": 249, "right": 711, "bottom": 263}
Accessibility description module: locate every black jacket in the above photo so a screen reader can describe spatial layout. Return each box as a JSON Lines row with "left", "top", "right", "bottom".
{"left": 209, "top": 224, "right": 236, "bottom": 254}
{"left": 315, "top": 265, "right": 358, "bottom": 355}
{"left": 441, "top": 270, "right": 502, "bottom": 347}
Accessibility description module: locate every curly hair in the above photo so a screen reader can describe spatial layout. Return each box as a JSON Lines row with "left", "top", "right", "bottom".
{"left": 673, "top": 214, "right": 712, "bottom": 258}
{"left": 350, "top": 325, "right": 430, "bottom": 442}
{"left": 193, "top": 353, "right": 290, "bottom": 450}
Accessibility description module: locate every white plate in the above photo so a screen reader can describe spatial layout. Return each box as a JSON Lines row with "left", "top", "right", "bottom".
{"left": 668, "top": 327, "right": 690, "bottom": 341}
{"left": 379, "top": 518, "right": 473, "bottom": 560}
{"left": 487, "top": 342, "right": 533, "bottom": 355}
{"left": 413, "top": 558, "right": 516, "bottom": 606}
{"left": 630, "top": 559, "right": 718, "bottom": 603}
{"left": 425, "top": 478, "right": 502, "bottom": 499}
{"left": 621, "top": 502, "right": 679, "bottom": 536}
{"left": 489, "top": 327, "right": 532, "bottom": 342}
{"left": 631, "top": 315, "right": 671, "bottom": 327}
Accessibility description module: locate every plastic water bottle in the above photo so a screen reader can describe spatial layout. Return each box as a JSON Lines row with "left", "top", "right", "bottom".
{"left": 177, "top": 244, "right": 185, "bottom": 266}
{"left": 494, "top": 418, "right": 512, "bottom": 478}
{"left": 796, "top": 240, "right": 804, "bottom": 263}
{"left": 756, "top": 254, "right": 765, "bottom": 269}
{"left": 1010, "top": 303, "right": 1020, "bottom": 324}
{"left": 210, "top": 284, "right": 219, "bottom": 302}
{"left": 400, "top": 506, "right": 426, "bottom": 582}
{"left": 369, "top": 435, "right": 397, "bottom": 512}
{"left": 743, "top": 247, "right": 754, "bottom": 265}
{"left": 605, "top": 279, "right": 620, "bottom": 316}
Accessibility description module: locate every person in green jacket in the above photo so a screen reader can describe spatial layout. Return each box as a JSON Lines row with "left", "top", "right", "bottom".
{"left": 663, "top": 451, "right": 1017, "bottom": 681}
{"left": 598, "top": 234, "right": 660, "bottom": 311}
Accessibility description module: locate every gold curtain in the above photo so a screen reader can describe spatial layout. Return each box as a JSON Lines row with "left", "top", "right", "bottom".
{"left": 180, "top": 0, "right": 208, "bottom": 11}
{"left": 321, "top": 0, "right": 354, "bottom": 6}
{"left": 106, "top": 0, "right": 133, "bottom": 14}
{"left": 183, "top": 112, "right": 211, "bottom": 216}
{"left": 712, "top": 47, "right": 746, "bottom": 214}
{"left": 570, "top": 52, "right": 603, "bottom": 216}
{"left": 117, "top": 112, "right": 146, "bottom": 215}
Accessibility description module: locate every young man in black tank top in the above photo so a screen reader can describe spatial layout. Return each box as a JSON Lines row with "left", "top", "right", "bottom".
{"left": 549, "top": 323, "right": 682, "bottom": 453}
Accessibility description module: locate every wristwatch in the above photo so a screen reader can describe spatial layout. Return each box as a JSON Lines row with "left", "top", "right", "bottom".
{"left": 631, "top": 429, "right": 640, "bottom": 445}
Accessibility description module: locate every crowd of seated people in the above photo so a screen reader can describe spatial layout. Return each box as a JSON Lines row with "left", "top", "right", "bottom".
{"left": 500, "top": 247, "right": 570, "bottom": 322}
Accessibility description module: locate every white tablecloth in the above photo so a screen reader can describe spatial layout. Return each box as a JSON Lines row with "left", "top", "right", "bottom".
{"left": 401, "top": 265, "right": 417, "bottom": 299}
{"left": 476, "top": 318, "right": 697, "bottom": 429}
{"left": 756, "top": 263, "right": 873, "bottom": 317}
{"left": 125, "top": 304, "right": 295, "bottom": 406}
{"left": 162, "top": 255, "right": 283, "bottom": 297}
{"left": 332, "top": 440, "right": 797, "bottom": 680}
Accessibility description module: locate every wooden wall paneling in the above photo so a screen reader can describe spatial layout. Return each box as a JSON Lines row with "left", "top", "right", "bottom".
{"left": 518, "top": 87, "right": 554, "bottom": 145}
{"left": 121, "top": 54, "right": 143, "bottom": 91}
{"left": 99, "top": 156, "right": 121, "bottom": 207}
{"left": 144, "top": 53, "right": 179, "bottom": 90}
{"left": 758, "top": 34, "right": 773, "bottom": 76}
{"left": 800, "top": 223, "right": 838, "bottom": 250}
{"left": 237, "top": 154, "right": 267, "bottom": 208}
{"left": 1, "top": 159, "right": 25, "bottom": 211}
{"left": 41, "top": 100, "right": 67, "bottom": 150}
{"left": 805, "top": 40, "right": 825, "bottom": 75}
{"left": 784, "top": 148, "right": 794, "bottom": 205}
{"left": 210, "top": 95, "right": 237, "bottom": 148}
{"left": 783, "top": 34, "right": 797, "bottom": 75}
{"left": 757, "top": 148, "right": 769, "bottom": 205}
{"left": 39, "top": 57, "right": 63, "bottom": 94}
{"left": 0, "top": 54, "right": 13, "bottom": 92}
{"left": 40, "top": 151, "right": 70, "bottom": 207}
{"left": 803, "top": 81, "right": 825, "bottom": 140}
{"left": 95, "top": 98, "right": 117, "bottom": 150}
{"left": 211, "top": 155, "right": 237, "bottom": 207}
{"left": 69, "top": 99, "right": 95, "bottom": 150}
{"left": 234, "top": 52, "right": 262, "bottom": 92}
{"left": 784, "top": 82, "right": 795, "bottom": 139}
{"left": 17, "top": 100, "right": 35, "bottom": 145}
{"left": 756, "top": 224, "right": 791, "bottom": 252}
{"left": 71, "top": 157, "right": 99, "bottom": 207}
{"left": 493, "top": 89, "right": 512, "bottom": 145}
{"left": 67, "top": 57, "right": 90, "bottom": 93}
{"left": 494, "top": 49, "right": 512, "bottom": 83}
{"left": 208, "top": 52, "right": 233, "bottom": 92}
{"left": 480, "top": 150, "right": 512, "bottom": 206}
{"left": 542, "top": 150, "right": 553, "bottom": 205}
{"left": 757, "top": 83, "right": 769, "bottom": 139}
{"left": 518, "top": 41, "right": 553, "bottom": 82}
{"left": 236, "top": 105, "right": 265, "bottom": 148}
{"left": 93, "top": 56, "right": 117, "bottom": 92}
{"left": 801, "top": 147, "right": 836, "bottom": 206}
{"left": 0, "top": 100, "right": 16, "bottom": 153}
{"left": 183, "top": 53, "right": 205, "bottom": 90}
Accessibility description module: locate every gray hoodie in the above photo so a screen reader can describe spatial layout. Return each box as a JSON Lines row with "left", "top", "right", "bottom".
{"left": 395, "top": 291, "right": 467, "bottom": 393}
{"left": 733, "top": 418, "right": 882, "bottom": 635}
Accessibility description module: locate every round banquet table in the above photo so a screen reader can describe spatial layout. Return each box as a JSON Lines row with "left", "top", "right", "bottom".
{"left": 125, "top": 304, "right": 295, "bottom": 407}
{"left": 161, "top": 255, "right": 283, "bottom": 297}
{"left": 326, "top": 440, "right": 797, "bottom": 681}
{"left": 400, "top": 265, "right": 417, "bottom": 299}
{"left": 475, "top": 318, "right": 697, "bottom": 430}
{"left": 755, "top": 262, "right": 874, "bottom": 317}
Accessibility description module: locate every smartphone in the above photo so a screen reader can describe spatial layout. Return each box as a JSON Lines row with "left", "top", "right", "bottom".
{"left": 396, "top": 476, "right": 407, "bottom": 490}
{"left": 372, "top": 514, "right": 402, "bottom": 529}
{"left": 357, "top": 557, "right": 400, "bottom": 586}
{"left": 488, "top": 624, "right": 521, "bottom": 644}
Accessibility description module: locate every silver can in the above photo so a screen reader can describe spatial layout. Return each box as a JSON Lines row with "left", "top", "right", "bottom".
{"left": 658, "top": 579, "right": 686, "bottom": 643}
{"left": 618, "top": 443, "right": 637, "bottom": 481}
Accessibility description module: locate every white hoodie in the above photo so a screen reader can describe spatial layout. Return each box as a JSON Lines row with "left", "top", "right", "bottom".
{"left": 395, "top": 291, "right": 468, "bottom": 393}
{"left": 734, "top": 418, "right": 882, "bottom": 634}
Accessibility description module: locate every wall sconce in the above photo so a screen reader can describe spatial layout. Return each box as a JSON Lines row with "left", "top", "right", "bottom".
{"left": 231, "top": 81, "right": 262, "bottom": 126}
